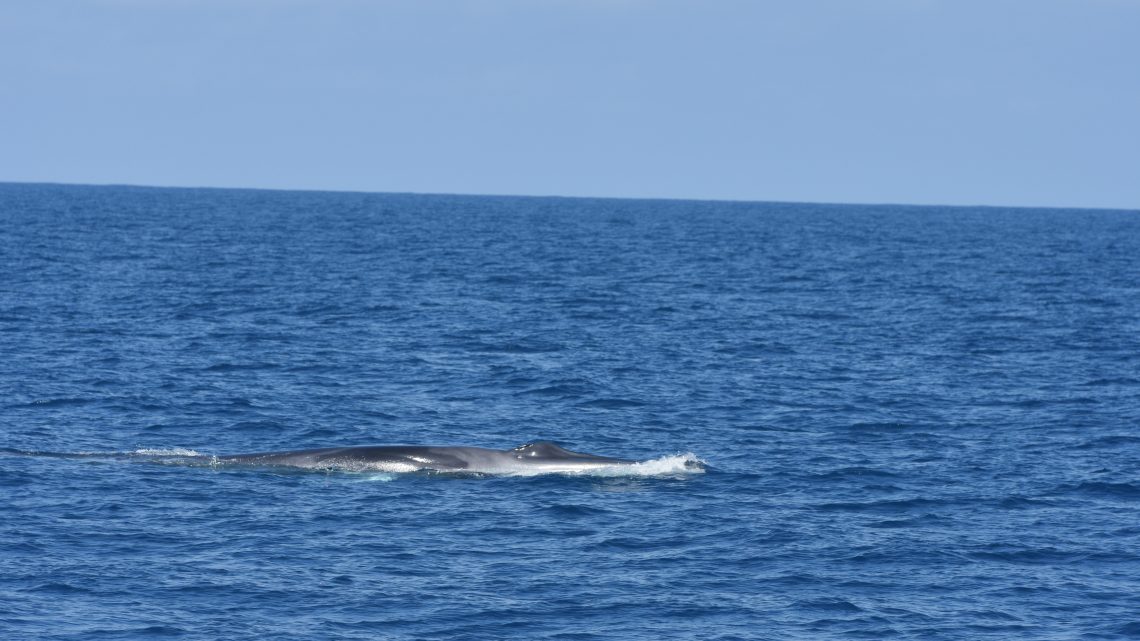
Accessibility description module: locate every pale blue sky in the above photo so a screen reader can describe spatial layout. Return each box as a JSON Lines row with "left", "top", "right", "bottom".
{"left": 2, "top": 0, "right": 1137, "bottom": 208}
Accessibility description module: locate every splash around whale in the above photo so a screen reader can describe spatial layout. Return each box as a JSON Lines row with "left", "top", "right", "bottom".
{"left": 217, "top": 441, "right": 705, "bottom": 476}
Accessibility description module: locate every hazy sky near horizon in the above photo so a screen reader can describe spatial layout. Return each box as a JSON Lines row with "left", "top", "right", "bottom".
{"left": 2, "top": 1, "right": 1137, "bottom": 209}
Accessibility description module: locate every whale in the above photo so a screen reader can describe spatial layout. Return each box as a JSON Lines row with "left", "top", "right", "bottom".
{"left": 217, "top": 440, "right": 639, "bottom": 474}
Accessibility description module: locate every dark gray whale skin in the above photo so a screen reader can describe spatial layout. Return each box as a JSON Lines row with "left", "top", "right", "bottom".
{"left": 217, "top": 441, "right": 637, "bottom": 473}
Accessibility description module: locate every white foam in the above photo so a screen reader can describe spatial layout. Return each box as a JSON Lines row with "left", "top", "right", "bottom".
{"left": 353, "top": 473, "right": 398, "bottom": 482}
{"left": 132, "top": 448, "right": 203, "bottom": 457}
{"left": 495, "top": 453, "right": 706, "bottom": 478}
{"left": 586, "top": 453, "right": 706, "bottom": 477}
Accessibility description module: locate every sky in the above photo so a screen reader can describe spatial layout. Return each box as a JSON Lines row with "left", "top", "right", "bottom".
{"left": 1, "top": 0, "right": 1137, "bottom": 209}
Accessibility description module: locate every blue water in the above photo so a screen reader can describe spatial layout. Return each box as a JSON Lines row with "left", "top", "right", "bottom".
{"left": 2, "top": 183, "right": 1139, "bottom": 640}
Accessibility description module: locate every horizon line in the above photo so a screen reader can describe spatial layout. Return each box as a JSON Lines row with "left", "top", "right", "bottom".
{"left": 1, "top": 179, "right": 1135, "bottom": 214}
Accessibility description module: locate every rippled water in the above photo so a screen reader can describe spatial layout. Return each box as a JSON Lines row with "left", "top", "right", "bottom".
{"left": 2, "top": 183, "right": 1139, "bottom": 640}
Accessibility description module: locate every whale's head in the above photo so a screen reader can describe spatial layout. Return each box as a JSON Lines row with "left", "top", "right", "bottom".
{"left": 510, "top": 441, "right": 632, "bottom": 463}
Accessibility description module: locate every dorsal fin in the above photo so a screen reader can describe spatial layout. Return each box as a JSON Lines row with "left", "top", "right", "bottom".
{"left": 510, "top": 441, "right": 575, "bottom": 458}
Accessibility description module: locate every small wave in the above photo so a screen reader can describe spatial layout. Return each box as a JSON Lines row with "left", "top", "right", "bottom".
{"left": 967, "top": 547, "right": 1092, "bottom": 565}
{"left": 227, "top": 420, "right": 283, "bottom": 432}
{"left": 203, "top": 362, "right": 280, "bottom": 372}
{"left": 809, "top": 466, "right": 899, "bottom": 481}
{"left": 23, "top": 582, "right": 96, "bottom": 595}
{"left": 847, "top": 421, "right": 915, "bottom": 432}
{"left": 469, "top": 339, "right": 563, "bottom": 354}
{"left": 1067, "top": 481, "right": 1140, "bottom": 500}
{"left": 1117, "top": 622, "right": 1140, "bottom": 636}
{"left": 795, "top": 598, "right": 864, "bottom": 613}
{"left": 0, "top": 447, "right": 123, "bottom": 460}
{"left": 576, "top": 398, "right": 646, "bottom": 409}
{"left": 518, "top": 384, "right": 589, "bottom": 398}
{"left": 1080, "top": 377, "right": 1140, "bottom": 387}
{"left": 1076, "top": 435, "right": 1140, "bottom": 450}
{"left": 9, "top": 397, "right": 94, "bottom": 409}
{"left": 543, "top": 503, "right": 612, "bottom": 517}
{"left": 865, "top": 514, "right": 948, "bottom": 529}
{"left": 714, "top": 341, "right": 796, "bottom": 357}
{"left": 815, "top": 497, "right": 960, "bottom": 513}
{"left": 1, "top": 447, "right": 209, "bottom": 464}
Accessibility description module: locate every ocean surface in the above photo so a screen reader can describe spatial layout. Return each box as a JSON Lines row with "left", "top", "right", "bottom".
{"left": 2, "top": 183, "right": 1139, "bottom": 640}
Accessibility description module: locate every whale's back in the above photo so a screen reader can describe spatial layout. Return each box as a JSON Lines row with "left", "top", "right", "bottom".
{"left": 219, "top": 442, "right": 635, "bottom": 472}
{"left": 220, "top": 445, "right": 477, "bottom": 471}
